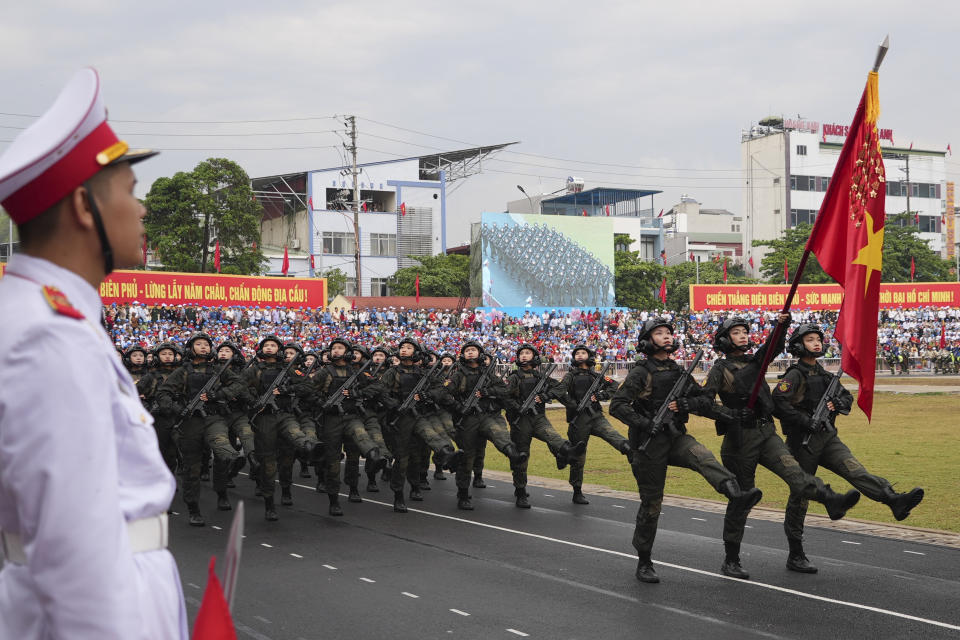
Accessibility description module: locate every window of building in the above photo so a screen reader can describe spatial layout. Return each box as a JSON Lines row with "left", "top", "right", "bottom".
{"left": 790, "top": 176, "right": 797, "bottom": 191}
{"left": 773, "top": 177, "right": 781, "bottom": 184}
{"left": 796, "top": 145, "right": 807, "bottom": 156}
{"left": 344, "top": 277, "right": 357, "bottom": 296}
{"left": 370, "top": 277, "right": 391, "bottom": 296}
{"left": 808, "top": 176, "right": 816, "bottom": 191}
{"left": 322, "top": 231, "right": 355, "bottom": 255}
{"left": 789, "top": 209, "right": 817, "bottom": 228}
{"left": 370, "top": 233, "right": 396, "bottom": 256}
{"left": 917, "top": 216, "right": 940, "bottom": 234}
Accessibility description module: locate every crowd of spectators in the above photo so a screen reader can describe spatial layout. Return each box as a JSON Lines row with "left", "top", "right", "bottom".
{"left": 103, "top": 302, "right": 960, "bottom": 365}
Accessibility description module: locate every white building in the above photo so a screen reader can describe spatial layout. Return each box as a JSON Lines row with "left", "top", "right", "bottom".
{"left": 252, "top": 144, "right": 512, "bottom": 294}
{"left": 741, "top": 117, "right": 948, "bottom": 276}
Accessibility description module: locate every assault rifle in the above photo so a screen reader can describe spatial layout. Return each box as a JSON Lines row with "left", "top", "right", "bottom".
{"left": 460, "top": 358, "right": 499, "bottom": 415}
{"left": 570, "top": 363, "right": 613, "bottom": 420}
{"left": 248, "top": 356, "right": 300, "bottom": 419}
{"left": 321, "top": 359, "right": 373, "bottom": 415}
{"left": 519, "top": 363, "right": 558, "bottom": 416}
{"left": 173, "top": 359, "right": 232, "bottom": 430}
{"left": 638, "top": 350, "right": 703, "bottom": 455}
{"left": 802, "top": 369, "right": 846, "bottom": 450}
{"left": 391, "top": 360, "right": 441, "bottom": 423}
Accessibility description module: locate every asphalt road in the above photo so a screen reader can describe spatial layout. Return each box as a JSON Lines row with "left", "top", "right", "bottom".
{"left": 171, "top": 468, "right": 960, "bottom": 640}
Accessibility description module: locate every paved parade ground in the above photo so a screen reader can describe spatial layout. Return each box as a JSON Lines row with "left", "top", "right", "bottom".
{"left": 171, "top": 468, "right": 960, "bottom": 640}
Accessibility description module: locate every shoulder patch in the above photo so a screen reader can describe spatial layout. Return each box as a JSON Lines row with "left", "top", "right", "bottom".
{"left": 776, "top": 380, "right": 792, "bottom": 392}
{"left": 42, "top": 285, "right": 84, "bottom": 319}
{"left": 443, "top": 380, "right": 451, "bottom": 387}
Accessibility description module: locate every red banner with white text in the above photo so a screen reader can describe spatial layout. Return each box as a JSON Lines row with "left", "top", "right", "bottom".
{"left": 689, "top": 282, "right": 960, "bottom": 311}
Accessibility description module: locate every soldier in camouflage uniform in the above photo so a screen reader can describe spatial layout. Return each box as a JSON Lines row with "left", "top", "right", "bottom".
{"left": 341, "top": 344, "right": 394, "bottom": 503}
{"left": 210, "top": 341, "right": 258, "bottom": 511}
{"left": 123, "top": 345, "right": 149, "bottom": 384}
{"left": 774, "top": 324, "right": 924, "bottom": 574}
{"left": 137, "top": 342, "right": 180, "bottom": 474}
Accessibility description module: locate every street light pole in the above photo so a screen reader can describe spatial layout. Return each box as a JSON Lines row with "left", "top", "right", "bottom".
{"left": 517, "top": 185, "right": 537, "bottom": 215}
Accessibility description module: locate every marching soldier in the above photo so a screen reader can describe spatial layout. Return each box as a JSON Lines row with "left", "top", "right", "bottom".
{"left": 243, "top": 335, "right": 323, "bottom": 521}
{"left": 439, "top": 341, "right": 528, "bottom": 511}
{"left": 431, "top": 353, "right": 459, "bottom": 480}
{"left": 774, "top": 324, "right": 924, "bottom": 573}
{"left": 210, "top": 341, "right": 259, "bottom": 511}
{"left": 157, "top": 332, "right": 247, "bottom": 526}
{"left": 341, "top": 344, "right": 394, "bottom": 503}
{"left": 700, "top": 315, "right": 861, "bottom": 580}
{"left": 609, "top": 318, "right": 763, "bottom": 583}
{"left": 504, "top": 344, "right": 586, "bottom": 508}
{"left": 137, "top": 342, "right": 182, "bottom": 475}
{"left": 123, "top": 345, "right": 149, "bottom": 383}
{"left": 555, "top": 344, "right": 633, "bottom": 505}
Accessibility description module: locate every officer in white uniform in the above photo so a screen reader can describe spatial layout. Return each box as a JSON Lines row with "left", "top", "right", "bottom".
{"left": 0, "top": 69, "right": 188, "bottom": 639}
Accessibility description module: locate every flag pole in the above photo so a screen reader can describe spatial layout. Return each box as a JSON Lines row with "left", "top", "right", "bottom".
{"left": 746, "top": 35, "right": 890, "bottom": 409}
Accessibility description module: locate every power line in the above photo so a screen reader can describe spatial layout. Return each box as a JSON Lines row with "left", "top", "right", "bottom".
{"left": 0, "top": 112, "right": 338, "bottom": 124}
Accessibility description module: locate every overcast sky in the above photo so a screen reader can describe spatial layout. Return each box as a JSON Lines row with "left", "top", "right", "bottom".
{"left": 2, "top": 0, "right": 957, "bottom": 246}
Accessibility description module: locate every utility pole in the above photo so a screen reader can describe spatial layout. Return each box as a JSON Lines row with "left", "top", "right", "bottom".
{"left": 344, "top": 115, "right": 362, "bottom": 295}
{"left": 905, "top": 153, "right": 912, "bottom": 226}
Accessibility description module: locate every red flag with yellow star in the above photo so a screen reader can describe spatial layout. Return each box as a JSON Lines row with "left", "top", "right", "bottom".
{"left": 806, "top": 71, "right": 886, "bottom": 419}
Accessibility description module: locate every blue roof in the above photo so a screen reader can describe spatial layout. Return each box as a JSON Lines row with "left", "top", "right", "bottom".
{"left": 545, "top": 187, "right": 661, "bottom": 206}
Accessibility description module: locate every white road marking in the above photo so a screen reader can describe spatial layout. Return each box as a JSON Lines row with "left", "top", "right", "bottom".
{"left": 211, "top": 525, "right": 222, "bottom": 530}
{"left": 450, "top": 609, "right": 470, "bottom": 616}
{"left": 187, "top": 583, "right": 200, "bottom": 590}
{"left": 894, "top": 575, "right": 916, "bottom": 580}
{"left": 691, "top": 517, "right": 706, "bottom": 522}
{"left": 290, "top": 553, "right": 303, "bottom": 559}
{"left": 507, "top": 629, "right": 529, "bottom": 637}
{"left": 322, "top": 564, "right": 337, "bottom": 570}
{"left": 744, "top": 525, "right": 753, "bottom": 529}
{"left": 254, "top": 615, "right": 272, "bottom": 624}
{"left": 171, "top": 511, "right": 180, "bottom": 516}
{"left": 904, "top": 550, "right": 925, "bottom": 556}
{"left": 824, "top": 562, "right": 845, "bottom": 567}
{"left": 841, "top": 541, "right": 861, "bottom": 545}
{"left": 402, "top": 591, "right": 419, "bottom": 598}
{"left": 360, "top": 577, "right": 376, "bottom": 583}
{"left": 287, "top": 483, "right": 960, "bottom": 632}
{"left": 543, "top": 494, "right": 554, "bottom": 497}
{"left": 261, "top": 543, "right": 273, "bottom": 548}
{"left": 612, "top": 505, "right": 625, "bottom": 509}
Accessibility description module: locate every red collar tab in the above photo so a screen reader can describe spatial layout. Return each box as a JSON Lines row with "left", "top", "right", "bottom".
{"left": 42, "top": 285, "right": 85, "bottom": 320}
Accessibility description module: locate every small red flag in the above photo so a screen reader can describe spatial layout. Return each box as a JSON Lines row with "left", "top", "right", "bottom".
{"left": 914, "top": 211, "right": 920, "bottom": 225}
{"left": 214, "top": 240, "right": 221, "bottom": 273}
{"left": 192, "top": 557, "right": 237, "bottom": 640}
{"left": 400, "top": 202, "right": 407, "bottom": 216}
{"left": 658, "top": 277, "right": 667, "bottom": 305}
{"left": 910, "top": 256, "right": 916, "bottom": 282}
{"left": 659, "top": 249, "right": 667, "bottom": 266}
{"left": 281, "top": 246, "right": 289, "bottom": 276}
{"left": 309, "top": 254, "right": 315, "bottom": 269}
{"left": 657, "top": 208, "right": 664, "bottom": 218}
{"left": 909, "top": 141, "right": 913, "bottom": 150}
{"left": 689, "top": 251, "right": 694, "bottom": 262}
{"left": 142, "top": 235, "right": 148, "bottom": 266}
{"left": 415, "top": 274, "right": 420, "bottom": 302}
{"left": 582, "top": 208, "right": 588, "bottom": 217}
{"left": 748, "top": 255, "right": 754, "bottom": 269}
{"left": 948, "top": 143, "right": 953, "bottom": 156}
{"left": 723, "top": 259, "right": 728, "bottom": 283}
{"left": 308, "top": 196, "right": 314, "bottom": 210}
{"left": 784, "top": 258, "right": 789, "bottom": 283}
{"left": 361, "top": 201, "right": 367, "bottom": 212}
{"left": 604, "top": 204, "right": 610, "bottom": 216}
{"left": 941, "top": 322, "right": 947, "bottom": 349}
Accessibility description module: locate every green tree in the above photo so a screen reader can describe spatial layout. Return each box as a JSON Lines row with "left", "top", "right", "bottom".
{"left": 322, "top": 267, "right": 348, "bottom": 297}
{"left": 144, "top": 158, "right": 265, "bottom": 274}
{"left": 753, "top": 224, "right": 831, "bottom": 284}
{"left": 614, "top": 235, "right": 664, "bottom": 309}
{"left": 882, "top": 213, "right": 953, "bottom": 282}
{"left": 389, "top": 254, "right": 470, "bottom": 297}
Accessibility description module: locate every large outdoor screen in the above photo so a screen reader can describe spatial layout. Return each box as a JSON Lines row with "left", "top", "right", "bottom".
{"left": 477, "top": 212, "right": 614, "bottom": 308}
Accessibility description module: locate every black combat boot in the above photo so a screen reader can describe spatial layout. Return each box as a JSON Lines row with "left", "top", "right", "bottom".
{"left": 328, "top": 492, "right": 344, "bottom": 516}
{"left": 472, "top": 473, "right": 486, "bottom": 488}
{"left": 394, "top": 490, "right": 408, "bottom": 513}
{"left": 366, "top": 447, "right": 384, "bottom": 474}
{"left": 786, "top": 539, "right": 818, "bottom": 574}
{"left": 366, "top": 471, "right": 380, "bottom": 492}
{"left": 216, "top": 491, "right": 232, "bottom": 511}
{"left": 281, "top": 486, "right": 293, "bottom": 506}
{"left": 635, "top": 554, "right": 660, "bottom": 584}
{"left": 438, "top": 445, "right": 461, "bottom": 472}
{"left": 457, "top": 487, "right": 474, "bottom": 510}
{"left": 348, "top": 484, "right": 363, "bottom": 503}
{"left": 719, "top": 479, "right": 763, "bottom": 514}
{"left": 186, "top": 502, "right": 205, "bottom": 527}
{"left": 818, "top": 484, "right": 861, "bottom": 520}
{"left": 434, "top": 463, "right": 446, "bottom": 480}
{"left": 515, "top": 487, "right": 531, "bottom": 509}
{"left": 419, "top": 471, "right": 431, "bottom": 490}
{"left": 881, "top": 486, "right": 924, "bottom": 521}
{"left": 617, "top": 440, "right": 635, "bottom": 464}
{"left": 572, "top": 487, "right": 590, "bottom": 505}
{"left": 502, "top": 443, "right": 528, "bottom": 467}
{"left": 264, "top": 496, "right": 278, "bottom": 522}
{"left": 227, "top": 455, "right": 246, "bottom": 479}
{"left": 721, "top": 542, "right": 749, "bottom": 579}
{"left": 409, "top": 485, "right": 424, "bottom": 501}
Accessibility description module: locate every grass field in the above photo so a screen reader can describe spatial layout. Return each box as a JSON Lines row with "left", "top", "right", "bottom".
{"left": 480, "top": 393, "right": 959, "bottom": 533}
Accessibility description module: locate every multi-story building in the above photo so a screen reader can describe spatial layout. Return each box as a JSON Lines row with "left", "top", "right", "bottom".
{"left": 741, "top": 117, "right": 948, "bottom": 276}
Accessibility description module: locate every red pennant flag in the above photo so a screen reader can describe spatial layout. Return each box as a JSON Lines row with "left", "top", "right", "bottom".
{"left": 308, "top": 196, "right": 313, "bottom": 210}
{"left": 908, "top": 141, "right": 913, "bottom": 150}
{"left": 948, "top": 143, "right": 953, "bottom": 156}
{"left": 806, "top": 70, "right": 887, "bottom": 419}
{"left": 910, "top": 256, "right": 916, "bottom": 282}
{"left": 689, "top": 251, "right": 694, "bottom": 262}
{"left": 723, "top": 259, "right": 728, "bottom": 283}
{"left": 214, "top": 240, "right": 221, "bottom": 273}
{"left": 582, "top": 208, "right": 588, "bottom": 217}
{"left": 415, "top": 274, "right": 420, "bottom": 302}
{"left": 941, "top": 322, "right": 947, "bottom": 349}
{"left": 605, "top": 204, "right": 610, "bottom": 216}
{"left": 748, "top": 255, "right": 754, "bottom": 269}
{"left": 659, "top": 249, "right": 667, "bottom": 265}
{"left": 658, "top": 277, "right": 667, "bottom": 305}
{"left": 281, "top": 245, "right": 289, "bottom": 276}
{"left": 914, "top": 211, "right": 920, "bottom": 225}
{"left": 142, "top": 235, "right": 148, "bottom": 266}
{"left": 192, "top": 557, "right": 237, "bottom": 640}
{"left": 361, "top": 201, "right": 367, "bottom": 212}
{"left": 657, "top": 208, "right": 664, "bottom": 218}
{"left": 784, "top": 258, "right": 789, "bottom": 283}
{"left": 309, "top": 254, "right": 315, "bottom": 269}
{"left": 400, "top": 202, "right": 407, "bottom": 216}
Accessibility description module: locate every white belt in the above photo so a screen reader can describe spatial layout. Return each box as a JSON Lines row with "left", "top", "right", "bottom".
{"left": 1, "top": 513, "right": 168, "bottom": 566}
